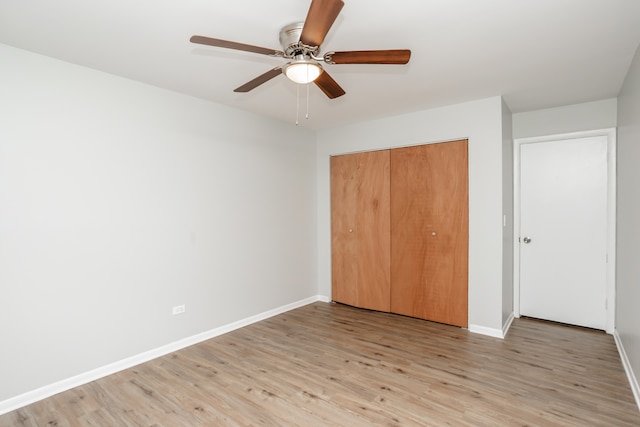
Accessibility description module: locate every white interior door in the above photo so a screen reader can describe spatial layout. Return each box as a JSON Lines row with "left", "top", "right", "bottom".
{"left": 519, "top": 136, "right": 608, "bottom": 330}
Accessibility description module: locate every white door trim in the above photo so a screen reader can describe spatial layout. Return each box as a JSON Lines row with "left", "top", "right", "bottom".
{"left": 513, "top": 128, "right": 616, "bottom": 333}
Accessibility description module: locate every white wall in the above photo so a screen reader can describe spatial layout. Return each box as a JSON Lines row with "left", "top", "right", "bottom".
{"left": 316, "top": 97, "right": 507, "bottom": 334}
{"left": 512, "top": 98, "right": 617, "bottom": 139}
{"left": 0, "top": 44, "right": 318, "bottom": 404}
{"left": 501, "top": 100, "right": 514, "bottom": 328}
{"left": 617, "top": 44, "right": 640, "bottom": 403}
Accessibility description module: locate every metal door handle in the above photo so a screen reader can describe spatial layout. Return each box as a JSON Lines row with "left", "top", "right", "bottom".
{"left": 523, "top": 237, "right": 532, "bottom": 244}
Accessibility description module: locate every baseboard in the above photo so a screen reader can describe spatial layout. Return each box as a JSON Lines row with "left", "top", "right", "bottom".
{"left": 502, "top": 312, "right": 515, "bottom": 338}
{"left": 316, "top": 295, "right": 331, "bottom": 303}
{"left": 613, "top": 329, "right": 640, "bottom": 411}
{"left": 468, "top": 324, "right": 505, "bottom": 339}
{"left": 468, "top": 312, "right": 515, "bottom": 340}
{"left": 0, "top": 295, "right": 327, "bottom": 416}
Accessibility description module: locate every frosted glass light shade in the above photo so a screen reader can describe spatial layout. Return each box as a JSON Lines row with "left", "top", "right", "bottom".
{"left": 284, "top": 62, "right": 322, "bottom": 84}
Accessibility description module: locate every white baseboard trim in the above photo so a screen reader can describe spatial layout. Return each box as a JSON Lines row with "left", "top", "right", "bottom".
{"left": 502, "top": 313, "right": 515, "bottom": 338}
{"left": 613, "top": 329, "right": 640, "bottom": 411}
{"left": 316, "top": 295, "right": 331, "bottom": 303}
{"left": 469, "top": 313, "right": 515, "bottom": 340}
{"left": 0, "top": 295, "right": 327, "bottom": 416}
{"left": 468, "top": 324, "right": 505, "bottom": 339}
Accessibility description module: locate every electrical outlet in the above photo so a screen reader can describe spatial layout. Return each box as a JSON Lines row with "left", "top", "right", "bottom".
{"left": 172, "top": 304, "right": 186, "bottom": 315}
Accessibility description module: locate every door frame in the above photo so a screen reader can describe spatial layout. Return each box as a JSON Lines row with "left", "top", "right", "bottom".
{"left": 513, "top": 128, "right": 616, "bottom": 333}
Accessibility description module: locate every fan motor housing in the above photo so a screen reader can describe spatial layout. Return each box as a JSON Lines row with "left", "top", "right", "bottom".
{"left": 279, "top": 22, "right": 319, "bottom": 58}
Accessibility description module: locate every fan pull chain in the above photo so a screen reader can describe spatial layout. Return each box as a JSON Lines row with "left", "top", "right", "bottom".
{"left": 295, "top": 80, "right": 311, "bottom": 125}
{"left": 305, "top": 66, "right": 310, "bottom": 120}
{"left": 295, "top": 84, "right": 300, "bottom": 126}
{"left": 306, "top": 83, "right": 310, "bottom": 120}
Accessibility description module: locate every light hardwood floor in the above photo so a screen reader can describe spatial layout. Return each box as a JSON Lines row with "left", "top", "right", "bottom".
{"left": 2, "top": 302, "right": 639, "bottom": 426}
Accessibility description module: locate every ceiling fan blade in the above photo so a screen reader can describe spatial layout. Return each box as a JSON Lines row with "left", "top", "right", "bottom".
{"left": 325, "top": 49, "right": 411, "bottom": 64}
{"left": 190, "top": 35, "right": 283, "bottom": 57}
{"left": 299, "top": 0, "right": 345, "bottom": 47}
{"left": 234, "top": 67, "right": 283, "bottom": 93}
{"left": 314, "top": 70, "right": 346, "bottom": 99}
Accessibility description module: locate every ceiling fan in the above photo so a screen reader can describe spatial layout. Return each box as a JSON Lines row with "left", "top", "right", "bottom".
{"left": 190, "top": 0, "right": 411, "bottom": 99}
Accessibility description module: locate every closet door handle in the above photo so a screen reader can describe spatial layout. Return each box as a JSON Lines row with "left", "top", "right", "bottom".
{"left": 348, "top": 228, "right": 353, "bottom": 233}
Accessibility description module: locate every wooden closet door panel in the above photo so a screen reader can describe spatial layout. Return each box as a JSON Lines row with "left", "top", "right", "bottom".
{"left": 390, "top": 145, "right": 431, "bottom": 318}
{"left": 331, "top": 154, "right": 358, "bottom": 306}
{"left": 356, "top": 150, "right": 391, "bottom": 311}
{"left": 390, "top": 140, "right": 468, "bottom": 327}
{"left": 423, "top": 140, "right": 468, "bottom": 327}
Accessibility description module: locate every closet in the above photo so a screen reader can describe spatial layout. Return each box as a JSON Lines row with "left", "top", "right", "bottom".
{"left": 330, "top": 139, "right": 468, "bottom": 327}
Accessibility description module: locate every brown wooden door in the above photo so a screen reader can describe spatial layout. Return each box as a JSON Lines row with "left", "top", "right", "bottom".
{"left": 390, "top": 140, "right": 468, "bottom": 327}
{"left": 331, "top": 153, "right": 358, "bottom": 307}
{"left": 331, "top": 150, "right": 391, "bottom": 312}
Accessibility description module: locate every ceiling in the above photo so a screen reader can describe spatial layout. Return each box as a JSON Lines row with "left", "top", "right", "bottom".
{"left": 1, "top": 0, "right": 640, "bottom": 130}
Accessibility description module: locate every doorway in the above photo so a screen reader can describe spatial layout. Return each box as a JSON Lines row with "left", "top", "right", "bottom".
{"left": 513, "top": 129, "right": 616, "bottom": 333}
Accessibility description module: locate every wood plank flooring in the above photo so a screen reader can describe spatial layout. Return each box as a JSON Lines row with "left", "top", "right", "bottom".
{"left": 1, "top": 302, "right": 639, "bottom": 426}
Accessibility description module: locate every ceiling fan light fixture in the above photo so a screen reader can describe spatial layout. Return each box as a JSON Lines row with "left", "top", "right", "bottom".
{"left": 190, "top": 0, "right": 410, "bottom": 98}
{"left": 284, "top": 61, "right": 323, "bottom": 84}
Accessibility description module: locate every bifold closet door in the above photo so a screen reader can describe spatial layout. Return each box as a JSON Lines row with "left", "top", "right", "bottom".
{"left": 390, "top": 140, "right": 468, "bottom": 327}
{"left": 331, "top": 150, "right": 391, "bottom": 312}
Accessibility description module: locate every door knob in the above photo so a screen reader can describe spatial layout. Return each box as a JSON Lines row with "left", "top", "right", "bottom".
{"left": 523, "top": 236, "right": 532, "bottom": 244}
